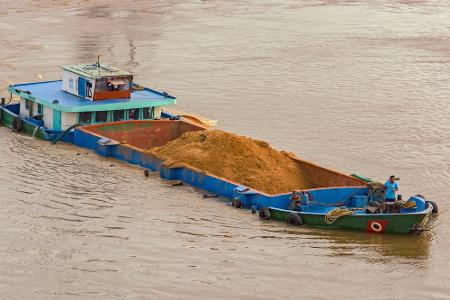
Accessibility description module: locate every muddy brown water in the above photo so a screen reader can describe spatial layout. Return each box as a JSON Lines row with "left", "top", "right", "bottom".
{"left": 1, "top": 1, "right": 450, "bottom": 299}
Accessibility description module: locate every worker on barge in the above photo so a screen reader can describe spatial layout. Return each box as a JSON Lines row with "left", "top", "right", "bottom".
{"left": 289, "top": 191, "right": 301, "bottom": 211}
{"left": 384, "top": 175, "right": 399, "bottom": 213}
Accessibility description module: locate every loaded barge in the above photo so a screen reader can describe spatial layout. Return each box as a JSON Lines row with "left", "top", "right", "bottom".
{"left": 0, "top": 61, "right": 437, "bottom": 235}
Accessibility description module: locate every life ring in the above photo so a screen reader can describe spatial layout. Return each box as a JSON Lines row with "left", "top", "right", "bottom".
{"left": 259, "top": 207, "right": 271, "bottom": 220}
{"left": 287, "top": 213, "right": 304, "bottom": 226}
{"left": 425, "top": 200, "right": 438, "bottom": 214}
{"left": 12, "top": 116, "right": 22, "bottom": 132}
{"left": 232, "top": 199, "right": 242, "bottom": 209}
{"left": 370, "top": 221, "right": 383, "bottom": 233}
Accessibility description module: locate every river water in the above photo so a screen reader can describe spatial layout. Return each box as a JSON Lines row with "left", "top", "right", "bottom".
{"left": 1, "top": 0, "right": 449, "bottom": 299}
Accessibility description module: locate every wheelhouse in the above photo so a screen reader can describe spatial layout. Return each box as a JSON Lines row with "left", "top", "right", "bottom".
{"left": 8, "top": 61, "right": 176, "bottom": 131}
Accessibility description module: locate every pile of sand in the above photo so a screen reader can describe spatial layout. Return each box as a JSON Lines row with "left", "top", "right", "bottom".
{"left": 148, "top": 130, "right": 315, "bottom": 195}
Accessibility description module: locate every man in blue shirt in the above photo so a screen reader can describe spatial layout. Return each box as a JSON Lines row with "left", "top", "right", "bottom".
{"left": 384, "top": 175, "right": 398, "bottom": 202}
{"left": 384, "top": 175, "right": 399, "bottom": 203}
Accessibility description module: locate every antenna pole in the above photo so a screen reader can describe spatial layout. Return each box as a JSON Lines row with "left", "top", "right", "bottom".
{"left": 97, "top": 54, "right": 101, "bottom": 67}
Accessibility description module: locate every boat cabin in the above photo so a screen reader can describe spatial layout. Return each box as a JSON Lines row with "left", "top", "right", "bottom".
{"left": 61, "top": 63, "right": 133, "bottom": 101}
{"left": 8, "top": 61, "right": 176, "bottom": 131}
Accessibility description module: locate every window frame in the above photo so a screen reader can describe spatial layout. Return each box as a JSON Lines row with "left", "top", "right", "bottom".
{"left": 112, "top": 110, "right": 125, "bottom": 122}
{"left": 127, "top": 108, "right": 141, "bottom": 120}
{"left": 94, "top": 111, "right": 108, "bottom": 123}
{"left": 28, "top": 100, "right": 34, "bottom": 117}
{"left": 143, "top": 107, "right": 154, "bottom": 120}
{"left": 78, "top": 111, "right": 93, "bottom": 125}
{"left": 86, "top": 81, "right": 93, "bottom": 98}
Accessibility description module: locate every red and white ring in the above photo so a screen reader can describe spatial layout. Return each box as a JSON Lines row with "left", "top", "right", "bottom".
{"left": 370, "top": 221, "right": 383, "bottom": 233}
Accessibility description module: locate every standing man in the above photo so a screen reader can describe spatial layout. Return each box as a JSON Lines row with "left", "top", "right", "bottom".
{"left": 384, "top": 175, "right": 399, "bottom": 212}
{"left": 288, "top": 191, "right": 301, "bottom": 211}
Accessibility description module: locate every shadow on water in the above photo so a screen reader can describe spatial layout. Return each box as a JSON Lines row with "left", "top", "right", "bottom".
{"left": 259, "top": 220, "right": 433, "bottom": 263}
{"left": 165, "top": 186, "right": 435, "bottom": 264}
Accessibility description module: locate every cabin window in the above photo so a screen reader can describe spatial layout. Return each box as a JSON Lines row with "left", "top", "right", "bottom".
{"left": 25, "top": 99, "right": 31, "bottom": 110}
{"left": 28, "top": 101, "right": 34, "bottom": 117}
{"left": 113, "top": 110, "right": 125, "bottom": 121}
{"left": 128, "top": 108, "right": 139, "bottom": 120}
{"left": 86, "top": 81, "right": 93, "bottom": 98}
{"left": 69, "top": 78, "right": 74, "bottom": 89}
{"left": 108, "top": 81, "right": 119, "bottom": 91}
{"left": 95, "top": 78, "right": 131, "bottom": 93}
{"left": 143, "top": 107, "right": 154, "bottom": 119}
{"left": 107, "top": 78, "right": 130, "bottom": 91}
{"left": 95, "top": 80, "right": 108, "bottom": 92}
{"left": 95, "top": 111, "right": 108, "bottom": 123}
{"left": 118, "top": 79, "right": 130, "bottom": 91}
{"left": 79, "top": 112, "right": 92, "bottom": 124}
{"left": 37, "top": 104, "right": 43, "bottom": 115}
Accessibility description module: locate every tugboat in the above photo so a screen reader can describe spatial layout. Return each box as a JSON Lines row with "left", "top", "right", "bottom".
{"left": 0, "top": 57, "right": 176, "bottom": 142}
{"left": 253, "top": 184, "right": 437, "bottom": 235}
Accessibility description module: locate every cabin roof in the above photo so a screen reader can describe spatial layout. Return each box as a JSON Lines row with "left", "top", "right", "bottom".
{"left": 61, "top": 64, "right": 133, "bottom": 79}
{"left": 9, "top": 80, "right": 176, "bottom": 113}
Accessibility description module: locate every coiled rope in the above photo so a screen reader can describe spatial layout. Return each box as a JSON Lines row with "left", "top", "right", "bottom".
{"left": 400, "top": 200, "right": 416, "bottom": 209}
{"left": 324, "top": 208, "right": 355, "bottom": 224}
{"left": 324, "top": 201, "right": 416, "bottom": 225}
{"left": 132, "top": 84, "right": 144, "bottom": 91}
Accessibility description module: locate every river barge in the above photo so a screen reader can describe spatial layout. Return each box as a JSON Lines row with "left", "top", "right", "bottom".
{"left": 0, "top": 61, "right": 437, "bottom": 235}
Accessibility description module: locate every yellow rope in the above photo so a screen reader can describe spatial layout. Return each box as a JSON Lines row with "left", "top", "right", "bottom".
{"left": 324, "top": 208, "right": 354, "bottom": 224}
{"left": 324, "top": 201, "right": 416, "bottom": 225}
{"left": 132, "top": 84, "right": 144, "bottom": 91}
{"left": 400, "top": 200, "right": 416, "bottom": 209}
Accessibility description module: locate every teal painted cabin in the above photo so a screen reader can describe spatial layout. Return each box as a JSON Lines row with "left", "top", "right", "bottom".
{"left": 6, "top": 61, "right": 176, "bottom": 132}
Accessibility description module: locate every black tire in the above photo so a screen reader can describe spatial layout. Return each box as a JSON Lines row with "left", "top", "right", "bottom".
{"left": 203, "top": 193, "right": 218, "bottom": 198}
{"left": 286, "top": 213, "right": 304, "bottom": 226}
{"left": 12, "top": 116, "right": 22, "bottom": 132}
{"left": 259, "top": 207, "right": 271, "bottom": 220}
{"left": 232, "top": 199, "right": 242, "bottom": 209}
{"left": 426, "top": 200, "right": 438, "bottom": 214}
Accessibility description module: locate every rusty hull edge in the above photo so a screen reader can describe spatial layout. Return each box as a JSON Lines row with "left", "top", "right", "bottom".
{"left": 74, "top": 120, "right": 367, "bottom": 202}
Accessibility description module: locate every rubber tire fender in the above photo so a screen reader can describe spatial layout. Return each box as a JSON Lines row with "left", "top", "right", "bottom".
{"left": 425, "top": 200, "right": 438, "bottom": 214}
{"left": 232, "top": 199, "right": 242, "bottom": 209}
{"left": 286, "top": 213, "right": 304, "bottom": 226}
{"left": 12, "top": 116, "right": 22, "bottom": 132}
{"left": 259, "top": 207, "right": 271, "bottom": 220}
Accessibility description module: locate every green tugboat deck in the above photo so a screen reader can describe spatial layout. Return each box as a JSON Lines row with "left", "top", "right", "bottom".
{"left": 266, "top": 199, "right": 434, "bottom": 234}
